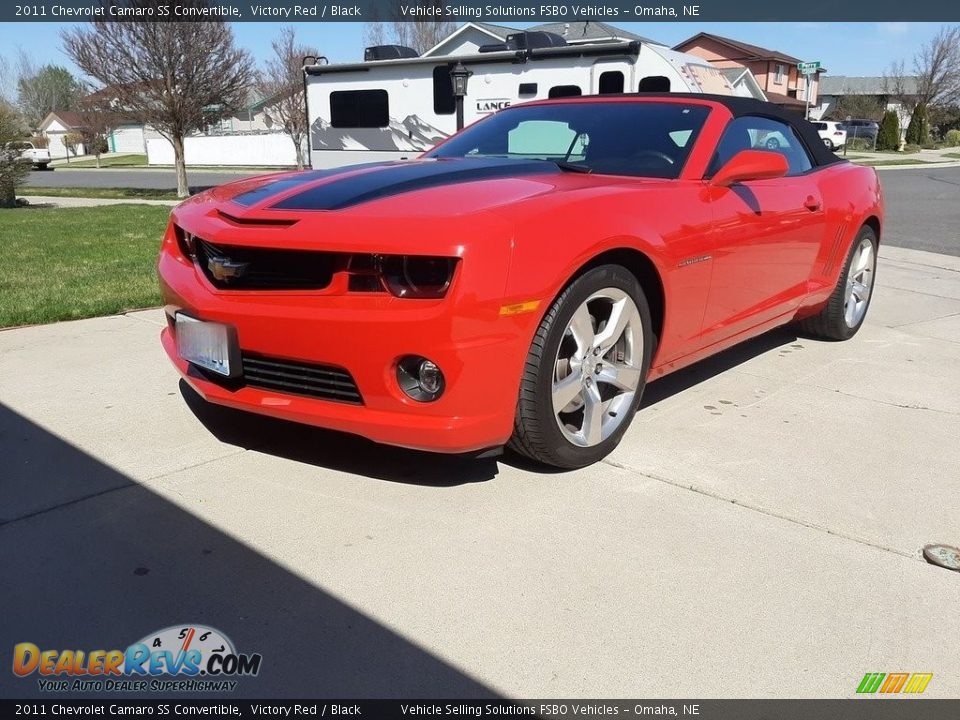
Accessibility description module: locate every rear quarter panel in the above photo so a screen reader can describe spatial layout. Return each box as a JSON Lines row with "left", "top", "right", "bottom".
{"left": 798, "top": 161, "right": 883, "bottom": 312}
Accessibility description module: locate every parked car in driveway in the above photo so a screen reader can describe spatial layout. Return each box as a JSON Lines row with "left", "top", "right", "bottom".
{"left": 812, "top": 121, "right": 847, "bottom": 151}
{"left": 7, "top": 141, "right": 51, "bottom": 170}
{"left": 158, "top": 94, "right": 883, "bottom": 469}
{"left": 840, "top": 119, "right": 879, "bottom": 144}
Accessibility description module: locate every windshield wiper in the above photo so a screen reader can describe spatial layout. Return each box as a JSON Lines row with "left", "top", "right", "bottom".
{"left": 550, "top": 160, "right": 592, "bottom": 174}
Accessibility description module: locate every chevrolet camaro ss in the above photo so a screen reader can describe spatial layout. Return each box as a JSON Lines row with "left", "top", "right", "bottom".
{"left": 158, "top": 94, "right": 883, "bottom": 468}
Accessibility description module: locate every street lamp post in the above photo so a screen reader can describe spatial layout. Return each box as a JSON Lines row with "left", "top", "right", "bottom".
{"left": 450, "top": 62, "right": 473, "bottom": 131}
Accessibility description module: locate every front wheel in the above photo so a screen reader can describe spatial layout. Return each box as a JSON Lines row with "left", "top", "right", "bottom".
{"left": 798, "top": 225, "right": 878, "bottom": 340}
{"left": 509, "top": 265, "right": 653, "bottom": 469}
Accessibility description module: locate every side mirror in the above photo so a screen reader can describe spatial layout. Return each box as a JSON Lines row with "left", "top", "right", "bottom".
{"left": 710, "top": 149, "right": 789, "bottom": 187}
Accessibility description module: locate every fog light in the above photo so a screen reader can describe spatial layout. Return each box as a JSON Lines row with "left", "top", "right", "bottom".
{"left": 397, "top": 356, "right": 445, "bottom": 402}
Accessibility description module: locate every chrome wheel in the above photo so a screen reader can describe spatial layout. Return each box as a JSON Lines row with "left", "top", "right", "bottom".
{"left": 844, "top": 236, "right": 876, "bottom": 328}
{"left": 552, "top": 288, "right": 643, "bottom": 447}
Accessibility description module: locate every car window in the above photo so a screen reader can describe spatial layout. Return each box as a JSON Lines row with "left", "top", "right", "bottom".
{"left": 505, "top": 120, "right": 587, "bottom": 160}
{"left": 428, "top": 102, "right": 711, "bottom": 179}
{"left": 812, "top": 122, "right": 826, "bottom": 131}
{"left": 709, "top": 116, "right": 813, "bottom": 177}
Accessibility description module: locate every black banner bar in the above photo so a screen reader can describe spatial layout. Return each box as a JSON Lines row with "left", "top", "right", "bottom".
{"left": 4, "top": 0, "right": 960, "bottom": 23}
{"left": 3, "top": 700, "right": 960, "bottom": 719}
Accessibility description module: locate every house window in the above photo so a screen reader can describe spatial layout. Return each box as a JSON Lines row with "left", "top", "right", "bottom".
{"left": 548, "top": 85, "right": 582, "bottom": 98}
{"left": 433, "top": 66, "right": 456, "bottom": 115}
{"left": 774, "top": 64, "right": 785, "bottom": 84}
{"left": 599, "top": 71, "right": 624, "bottom": 94}
{"left": 330, "top": 90, "right": 389, "bottom": 128}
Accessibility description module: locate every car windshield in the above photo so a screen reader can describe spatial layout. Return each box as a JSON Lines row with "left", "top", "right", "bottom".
{"left": 425, "top": 101, "right": 711, "bottom": 179}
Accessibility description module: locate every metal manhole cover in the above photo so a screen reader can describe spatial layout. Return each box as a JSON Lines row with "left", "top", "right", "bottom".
{"left": 922, "top": 544, "right": 960, "bottom": 571}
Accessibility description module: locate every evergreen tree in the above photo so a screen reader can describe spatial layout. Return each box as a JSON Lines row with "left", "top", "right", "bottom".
{"left": 877, "top": 111, "right": 901, "bottom": 151}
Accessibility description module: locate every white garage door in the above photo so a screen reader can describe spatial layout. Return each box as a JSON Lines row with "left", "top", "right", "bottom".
{"left": 110, "top": 126, "right": 146, "bottom": 154}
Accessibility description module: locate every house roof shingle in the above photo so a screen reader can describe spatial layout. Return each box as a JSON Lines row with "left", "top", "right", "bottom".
{"left": 819, "top": 75, "right": 920, "bottom": 96}
{"left": 673, "top": 32, "right": 804, "bottom": 65}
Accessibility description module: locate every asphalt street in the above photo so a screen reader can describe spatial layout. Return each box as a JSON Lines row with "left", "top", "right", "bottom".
{"left": 23, "top": 164, "right": 960, "bottom": 256}
{"left": 23, "top": 167, "right": 259, "bottom": 193}
{"left": 878, "top": 166, "right": 960, "bottom": 256}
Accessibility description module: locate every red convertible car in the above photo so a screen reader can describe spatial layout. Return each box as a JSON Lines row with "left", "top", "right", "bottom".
{"left": 158, "top": 94, "right": 882, "bottom": 468}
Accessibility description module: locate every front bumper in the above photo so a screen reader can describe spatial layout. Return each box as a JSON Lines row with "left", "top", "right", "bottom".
{"left": 157, "top": 220, "right": 537, "bottom": 454}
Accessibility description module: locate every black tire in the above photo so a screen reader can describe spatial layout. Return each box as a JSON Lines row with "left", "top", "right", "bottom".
{"left": 798, "top": 225, "right": 878, "bottom": 341}
{"left": 765, "top": 137, "right": 781, "bottom": 150}
{"left": 823, "top": 138, "right": 834, "bottom": 151}
{"left": 508, "top": 264, "right": 653, "bottom": 469}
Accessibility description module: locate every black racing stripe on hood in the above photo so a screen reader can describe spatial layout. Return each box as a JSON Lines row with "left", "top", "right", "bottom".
{"left": 231, "top": 163, "right": 391, "bottom": 207}
{"left": 269, "top": 158, "right": 557, "bottom": 211}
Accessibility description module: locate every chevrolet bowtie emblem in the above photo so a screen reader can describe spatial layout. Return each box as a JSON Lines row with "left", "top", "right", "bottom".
{"left": 207, "top": 255, "right": 249, "bottom": 282}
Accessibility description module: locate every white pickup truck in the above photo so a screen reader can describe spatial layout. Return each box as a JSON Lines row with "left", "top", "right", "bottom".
{"left": 8, "top": 141, "right": 52, "bottom": 170}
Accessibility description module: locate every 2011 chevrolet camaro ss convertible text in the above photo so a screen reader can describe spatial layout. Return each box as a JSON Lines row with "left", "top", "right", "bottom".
{"left": 158, "top": 94, "right": 883, "bottom": 468}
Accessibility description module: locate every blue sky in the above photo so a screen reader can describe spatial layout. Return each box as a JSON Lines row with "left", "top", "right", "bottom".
{"left": 0, "top": 21, "right": 944, "bottom": 88}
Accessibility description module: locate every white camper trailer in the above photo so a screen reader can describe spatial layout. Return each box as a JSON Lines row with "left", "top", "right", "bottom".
{"left": 303, "top": 33, "right": 744, "bottom": 169}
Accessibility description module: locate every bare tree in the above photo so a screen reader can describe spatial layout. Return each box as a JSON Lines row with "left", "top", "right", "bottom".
{"left": 887, "top": 26, "right": 960, "bottom": 109}
{"left": 62, "top": 7, "right": 253, "bottom": 198}
{"left": 258, "top": 26, "right": 319, "bottom": 170}
{"left": 914, "top": 25, "right": 960, "bottom": 107}
{"left": 75, "top": 100, "right": 120, "bottom": 169}
{"left": 0, "top": 100, "right": 30, "bottom": 208}
{"left": 15, "top": 52, "right": 86, "bottom": 130}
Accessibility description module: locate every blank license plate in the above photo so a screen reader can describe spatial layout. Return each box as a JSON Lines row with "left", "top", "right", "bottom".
{"left": 175, "top": 314, "right": 239, "bottom": 378}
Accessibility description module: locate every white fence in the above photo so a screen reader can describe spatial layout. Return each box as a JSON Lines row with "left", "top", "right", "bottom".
{"left": 146, "top": 133, "right": 301, "bottom": 167}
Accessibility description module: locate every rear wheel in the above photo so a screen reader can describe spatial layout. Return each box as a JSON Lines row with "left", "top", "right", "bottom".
{"left": 823, "top": 138, "right": 835, "bottom": 151}
{"left": 798, "top": 225, "right": 878, "bottom": 340}
{"left": 509, "top": 265, "right": 653, "bottom": 469}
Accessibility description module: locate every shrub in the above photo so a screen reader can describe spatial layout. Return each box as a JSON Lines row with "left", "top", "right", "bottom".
{"left": 0, "top": 103, "right": 31, "bottom": 209}
{"left": 903, "top": 144, "right": 921, "bottom": 153}
{"left": 945, "top": 129, "right": 960, "bottom": 147}
{"left": 847, "top": 137, "right": 874, "bottom": 151}
{"left": 905, "top": 104, "right": 930, "bottom": 145}
{"left": 876, "top": 111, "right": 901, "bottom": 151}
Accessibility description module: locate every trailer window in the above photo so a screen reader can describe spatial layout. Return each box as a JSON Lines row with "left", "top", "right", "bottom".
{"left": 599, "top": 71, "right": 624, "bottom": 94}
{"left": 548, "top": 85, "right": 582, "bottom": 98}
{"left": 330, "top": 90, "right": 389, "bottom": 128}
{"left": 519, "top": 83, "right": 538, "bottom": 96}
{"left": 433, "top": 66, "right": 456, "bottom": 115}
{"left": 639, "top": 76, "right": 671, "bottom": 92}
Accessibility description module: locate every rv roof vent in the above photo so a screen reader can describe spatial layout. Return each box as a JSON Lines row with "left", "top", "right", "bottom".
{"left": 506, "top": 31, "right": 567, "bottom": 50}
{"left": 364, "top": 45, "right": 419, "bottom": 61}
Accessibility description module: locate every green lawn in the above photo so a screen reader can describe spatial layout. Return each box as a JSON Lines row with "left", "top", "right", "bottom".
{"left": 0, "top": 204, "right": 170, "bottom": 328}
{"left": 65, "top": 153, "right": 148, "bottom": 168}
{"left": 943, "top": 152, "right": 960, "bottom": 160}
{"left": 17, "top": 186, "right": 179, "bottom": 201}
{"left": 857, "top": 159, "right": 946, "bottom": 167}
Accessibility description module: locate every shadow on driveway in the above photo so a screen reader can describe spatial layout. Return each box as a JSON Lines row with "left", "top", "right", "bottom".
{"left": 0, "top": 403, "right": 497, "bottom": 699}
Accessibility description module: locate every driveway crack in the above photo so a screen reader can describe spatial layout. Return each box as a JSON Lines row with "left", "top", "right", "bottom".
{"left": 602, "top": 458, "right": 920, "bottom": 562}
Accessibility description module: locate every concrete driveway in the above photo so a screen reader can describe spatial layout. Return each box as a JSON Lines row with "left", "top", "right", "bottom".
{"left": 1, "top": 245, "right": 958, "bottom": 699}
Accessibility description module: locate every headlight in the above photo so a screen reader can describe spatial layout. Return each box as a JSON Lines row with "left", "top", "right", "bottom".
{"left": 381, "top": 256, "right": 457, "bottom": 299}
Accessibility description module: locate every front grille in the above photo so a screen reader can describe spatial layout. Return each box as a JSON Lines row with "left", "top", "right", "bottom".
{"left": 241, "top": 353, "right": 363, "bottom": 404}
{"left": 195, "top": 238, "right": 335, "bottom": 291}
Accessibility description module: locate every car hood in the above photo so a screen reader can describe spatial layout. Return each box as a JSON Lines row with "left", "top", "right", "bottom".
{"left": 187, "top": 157, "right": 648, "bottom": 218}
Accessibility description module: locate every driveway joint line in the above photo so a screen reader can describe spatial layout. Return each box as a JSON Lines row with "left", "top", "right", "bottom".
{"left": 602, "top": 458, "right": 920, "bottom": 563}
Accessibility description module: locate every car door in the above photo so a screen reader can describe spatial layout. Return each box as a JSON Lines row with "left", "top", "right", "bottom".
{"left": 700, "top": 115, "right": 827, "bottom": 344}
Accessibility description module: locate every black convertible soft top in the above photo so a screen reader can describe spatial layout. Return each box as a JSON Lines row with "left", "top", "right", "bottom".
{"left": 625, "top": 92, "right": 845, "bottom": 168}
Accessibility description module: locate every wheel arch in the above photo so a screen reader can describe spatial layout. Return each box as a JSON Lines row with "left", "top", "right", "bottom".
{"left": 565, "top": 247, "right": 666, "bottom": 345}
{"left": 862, "top": 214, "right": 882, "bottom": 244}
